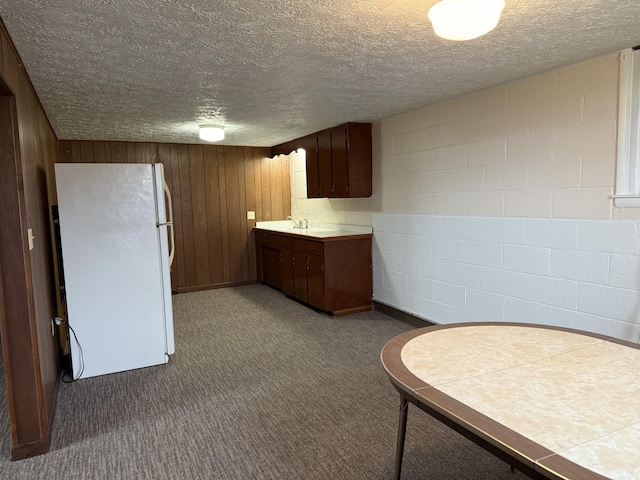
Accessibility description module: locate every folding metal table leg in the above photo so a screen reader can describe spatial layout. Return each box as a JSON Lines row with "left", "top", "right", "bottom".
{"left": 395, "top": 394, "right": 409, "bottom": 480}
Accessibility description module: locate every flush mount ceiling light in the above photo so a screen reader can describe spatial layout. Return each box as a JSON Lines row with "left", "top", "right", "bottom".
{"left": 428, "top": 0, "right": 505, "bottom": 41}
{"left": 199, "top": 124, "right": 225, "bottom": 142}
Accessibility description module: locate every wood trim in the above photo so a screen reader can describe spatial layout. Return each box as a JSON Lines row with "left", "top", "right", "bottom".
{"left": 176, "top": 280, "right": 257, "bottom": 294}
{"left": 0, "top": 22, "right": 62, "bottom": 461}
{"left": 0, "top": 92, "right": 50, "bottom": 459}
{"left": 8, "top": 438, "right": 50, "bottom": 460}
{"left": 398, "top": 386, "right": 553, "bottom": 480}
{"left": 373, "top": 301, "right": 433, "bottom": 328}
{"left": 331, "top": 304, "right": 373, "bottom": 317}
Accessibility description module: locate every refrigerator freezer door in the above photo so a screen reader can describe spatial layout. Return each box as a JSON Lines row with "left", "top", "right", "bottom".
{"left": 155, "top": 164, "right": 175, "bottom": 266}
{"left": 153, "top": 163, "right": 175, "bottom": 355}
{"left": 55, "top": 163, "right": 171, "bottom": 379}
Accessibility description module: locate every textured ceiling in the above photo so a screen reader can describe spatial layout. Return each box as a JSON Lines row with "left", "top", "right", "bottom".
{"left": 1, "top": 0, "right": 640, "bottom": 147}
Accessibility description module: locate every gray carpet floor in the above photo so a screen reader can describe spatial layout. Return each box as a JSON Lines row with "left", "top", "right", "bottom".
{"left": 0, "top": 284, "right": 527, "bottom": 479}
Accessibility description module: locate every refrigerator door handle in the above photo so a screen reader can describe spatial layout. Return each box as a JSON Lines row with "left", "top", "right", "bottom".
{"left": 162, "top": 178, "right": 176, "bottom": 267}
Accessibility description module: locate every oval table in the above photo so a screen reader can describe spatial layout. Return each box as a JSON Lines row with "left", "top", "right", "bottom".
{"left": 381, "top": 323, "right": 640, "bottom": 480}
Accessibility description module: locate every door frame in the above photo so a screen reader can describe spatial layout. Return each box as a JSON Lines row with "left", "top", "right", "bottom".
{"left": 0, "top": 79, "right": 51, "bottom": 459}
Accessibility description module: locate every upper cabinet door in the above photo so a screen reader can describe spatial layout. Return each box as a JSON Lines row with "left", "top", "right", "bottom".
{"left": 318, "top": 130, "right": 332, "bottom": 198}
{"left": 331, "top": 126, "right": 348, "bottom": 197}
{"left": 305, "top": 135, "right": 320, "bottom": 198}
{"left": 344, "top": 123, "right": 372, "bottom": 198}
{"left": 271, "top": 122, "right": 372, "bottom": 199}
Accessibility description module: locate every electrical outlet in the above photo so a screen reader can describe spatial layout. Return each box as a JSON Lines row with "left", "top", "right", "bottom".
{"left": 247, "top": 211, "right": 255, "bottom": 220}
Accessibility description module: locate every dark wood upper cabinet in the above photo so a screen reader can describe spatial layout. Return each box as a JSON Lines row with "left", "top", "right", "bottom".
{"left": 272, "top": 122, "right": 372, "bottom": 198}
{"left": 305, "top": 135, "right": 320, "bottom": 198}
{"left": 317, "top": 129, "right": 332, "bottom": 198}
{"left": 330, "top": 125, "right": 348, "bottom": 197}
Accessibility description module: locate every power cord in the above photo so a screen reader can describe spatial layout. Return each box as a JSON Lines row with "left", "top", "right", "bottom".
{"left": 56, "top": 317, "right": 85, "bottom": 383}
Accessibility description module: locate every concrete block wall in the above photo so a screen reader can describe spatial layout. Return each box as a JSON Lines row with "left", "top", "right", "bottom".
{"left": 377, "top": 53, "right": 622, "bottom": 219}
{"left": 373, "top": 214, "right": 640, "bottom": 342}
{"left": 289, "top": 51, "right": 640, "bottom": 341}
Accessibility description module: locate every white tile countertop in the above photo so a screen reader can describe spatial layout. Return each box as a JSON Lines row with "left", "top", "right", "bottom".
{"left": 255, "top": 220, "right": 372, "bottom": 239}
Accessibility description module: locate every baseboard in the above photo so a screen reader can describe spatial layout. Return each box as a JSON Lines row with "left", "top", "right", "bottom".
{"left": 331, "top": 304, "right": 374, "bottom": 317}
{"left": 46, "top": 365, "right": 61, "bottom": 445}
{"left": 176, "top": 281, "right": 257, "bottom": 294}
{"left": 9, "top": 344, "right": 61, "bottom": 461}
{"left": 11, "top": 437, "right": 49, "bottom": 461}
{"left": 373, "top": 302, "right": 434, "bottom": 329}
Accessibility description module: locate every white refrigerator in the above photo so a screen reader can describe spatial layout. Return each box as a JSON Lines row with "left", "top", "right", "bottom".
{"left": 55, "top": 163, "right": 175, "bottom": 380}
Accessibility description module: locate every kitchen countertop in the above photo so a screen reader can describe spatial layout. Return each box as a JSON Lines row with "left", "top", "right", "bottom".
{"left": 254, "top": 220, "right": 372, "bottom": 239}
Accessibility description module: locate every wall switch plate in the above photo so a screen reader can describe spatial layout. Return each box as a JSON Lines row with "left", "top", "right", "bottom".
{"left": 247, "top": 211, "right": 255, "bottom": 220}
{"left": 28, "top": 228, "right": 35, "bottom": 250}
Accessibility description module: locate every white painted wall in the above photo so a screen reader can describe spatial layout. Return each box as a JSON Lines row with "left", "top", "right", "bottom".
{"left": 289, "top": 52, "right": 640, "bottom": 342}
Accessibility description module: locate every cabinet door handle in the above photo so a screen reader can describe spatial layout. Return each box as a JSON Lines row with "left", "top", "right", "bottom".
{"left": 306, "top": 259, "right": 309, "bottom": 270}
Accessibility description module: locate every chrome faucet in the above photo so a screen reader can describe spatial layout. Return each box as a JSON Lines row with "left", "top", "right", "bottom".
{"left": 286, "top": 216, "right": 301, "bottom": 228}
{"left": 286, "top": 216, "right": 309, "bottom": 229}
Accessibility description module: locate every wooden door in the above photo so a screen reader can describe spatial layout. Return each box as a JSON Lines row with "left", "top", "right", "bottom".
{"left": 305, "top": 135, "right": 320, "bottom": 198}
{"left": 318, "top": 131, "right": 332, "bottom": 197}
{"left": 280, "top": 248, "right": 294, "bottom": 296}
{"left": 293, "top": 251, "right": 308, "bottom": 303}
{"left": 331, "top": 126, "right": 348, "bottom": 197}
{"left": 343, "top": 122, "right": 372, "bottom": 198}
{"left": 263, "top": 247, "right": 280, "bottom": 288}
{"left": 307, "top": 254, "right": 325, "bottom": 309}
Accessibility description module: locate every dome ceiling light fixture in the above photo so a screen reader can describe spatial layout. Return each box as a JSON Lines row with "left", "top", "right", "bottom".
{"left": 199, "top": 124, "right": 225, "bottom": 142}
{"left": 428, "top": 0, "right": 506, "bottom": 41}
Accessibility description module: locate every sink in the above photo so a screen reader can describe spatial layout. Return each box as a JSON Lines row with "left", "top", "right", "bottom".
{"left": 276, "top": 225, "right": 321, "bottom": 231}
{"left": 269, "top": 225, "right": 333, "bottom": 234}
{"left": 255, "top": 220, "right": 373, "bottom": 237}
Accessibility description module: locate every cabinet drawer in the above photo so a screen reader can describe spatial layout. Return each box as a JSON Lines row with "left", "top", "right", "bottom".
{"left": 293, "top": 239, "right": 306, "bottom": 252}
{"left": 266, "top": 234, "right": 279, "bottom": 246}
{"left": 255, "top": 231, "right": 268, "bottom": 245}
{"left": 306, "top": 241, "right": 324, "bottom": 256}
{"left": 266, "top": 233, "right": 292, "bottom": 249}
{"left": 276, "top": 235, "right": 293, "bottom": 249}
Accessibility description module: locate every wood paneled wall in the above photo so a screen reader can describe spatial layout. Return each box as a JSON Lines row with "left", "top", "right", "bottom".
{"left": 0, "top": 19, "right": 60, "bottom": 460}
{"left": 57, "top": 141, "right": 291, "bottom": 292}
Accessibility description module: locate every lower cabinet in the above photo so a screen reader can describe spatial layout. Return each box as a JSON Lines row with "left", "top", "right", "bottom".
{"left": 281, "top": 248, "right": 294, "bottom": 297}
{"left": 262, "top": 246, "right": 281, "bottom": 289}
{"left": 255, "top": 230, "right": 372, "bottom": 316}
{"left": 292, "top": 239, "right": 325, "bottom": 309}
